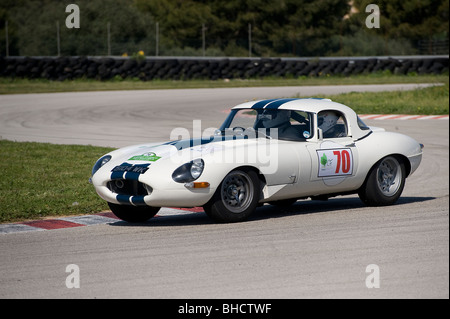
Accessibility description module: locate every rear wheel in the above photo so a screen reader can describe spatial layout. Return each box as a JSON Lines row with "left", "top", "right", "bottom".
{"left": 358, "top": 156, "right": 406, "bottom": 206}
{"left": 204, "top": 169, "right": 260, "bottom": 223}
{"left": 108, "top": 203, "right": 160, "bottom": 223}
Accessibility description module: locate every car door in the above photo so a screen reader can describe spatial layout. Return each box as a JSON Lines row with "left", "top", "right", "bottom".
{"left": 259, "top": 141, "right": 300, "bottom": 185}
{"left": 306, "top": 110, "right": 360, "bottom": 191}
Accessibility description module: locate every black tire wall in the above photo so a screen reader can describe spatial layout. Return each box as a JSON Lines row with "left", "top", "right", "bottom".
{"left": 1, "top": 56, "right": 448, "bottom": 81}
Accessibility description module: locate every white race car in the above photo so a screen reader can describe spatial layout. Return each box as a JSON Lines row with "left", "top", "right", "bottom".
{"left": 90, "top": 98, "right": 423, "bottom": 223}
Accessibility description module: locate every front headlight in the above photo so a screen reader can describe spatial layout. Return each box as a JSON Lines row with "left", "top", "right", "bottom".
{"left": 91, "top": 155, "right": 112, "bottom": 176}
{"left": 190, "top": 159, "right": 204, "bottom": 179}
{"left": 172, "top": 159, "right": 204, "bottom": 183}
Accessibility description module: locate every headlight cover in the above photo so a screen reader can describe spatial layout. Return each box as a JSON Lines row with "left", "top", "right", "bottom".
{"left": 172, "top": 159, "right": 204, "bottom": 183}
{"left": 91, "top": 155, "right": 112, "bottom": 176}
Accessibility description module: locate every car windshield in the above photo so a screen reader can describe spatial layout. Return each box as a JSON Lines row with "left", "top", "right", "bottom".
{"left": 219, "top": 108, "right": 314, "bottom": 141}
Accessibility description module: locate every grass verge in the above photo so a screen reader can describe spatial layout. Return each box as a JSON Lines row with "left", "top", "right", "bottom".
{"left": 0, "top": 73, "right": 448, "bottom": 94}
{"left": 0, "top": 140, "right": 114, "bottom": 223}
{"left": 320, "top": 82, "right": 449, "bottom": 115}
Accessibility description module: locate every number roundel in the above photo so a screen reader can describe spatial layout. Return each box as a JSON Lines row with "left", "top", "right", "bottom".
{"left": 317, "top": 148, "right": 353, "bottom": 177}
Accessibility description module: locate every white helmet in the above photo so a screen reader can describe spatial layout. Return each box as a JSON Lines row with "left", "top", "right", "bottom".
{"left": 318, "top": 111, "right": 339, "bottom": 133}
{"left": 261, "top": 110, "right": 291, "bottom": 128}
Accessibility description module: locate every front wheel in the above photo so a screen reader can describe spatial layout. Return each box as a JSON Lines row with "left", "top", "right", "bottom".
{"left": 358, "top": 156, "right": 406, "bottom": 206}
{"left": 108, "top": 203, "right": 160, "bottom": 223}
{"left": 204, "top": 169, "right": 260, "bottom": 223}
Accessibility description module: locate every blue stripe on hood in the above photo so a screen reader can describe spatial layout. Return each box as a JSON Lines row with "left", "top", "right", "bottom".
{"left": 124, "top": 164, "right": 151, "bottom": 181}
{"left": 164, "top": 133, "right": 254, "bottom": 151}
{"left": 164, "top": 137, "right": 216, "bottom": 151}
{"left": 111, "top": 162, "right": 132, "bottom": 180}
{"left": 110, "top": 163, "right": 150, "bottom": 181}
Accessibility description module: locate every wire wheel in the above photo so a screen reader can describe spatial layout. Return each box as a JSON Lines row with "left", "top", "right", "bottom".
{"left": 358, "top": 155, "right": 406, "bottom": 206}
{"left": 376, "top": 157, "right": 402, "bottom": 196}
{"left": 204, "top": 169, "right": 260, "bottom": 223}
{"left": 221, "top": 171, "right": 254, "bottom": 214}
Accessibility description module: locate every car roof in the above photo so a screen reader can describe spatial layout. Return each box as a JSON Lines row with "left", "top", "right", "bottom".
{"left": 231, "top": 98, "right": 369, "bottom": 140}
{"left": 231, "top": 98, "right": 355, "bottom": 115}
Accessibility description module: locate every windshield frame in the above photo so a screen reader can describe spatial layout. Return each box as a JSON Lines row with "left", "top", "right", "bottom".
{"left": 219, "top": 108, "right": 315, "bottom": 141}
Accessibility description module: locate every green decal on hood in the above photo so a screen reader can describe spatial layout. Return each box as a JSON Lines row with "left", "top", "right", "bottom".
{"left": 129, "top": 152, "right": 161, "bottom": 162}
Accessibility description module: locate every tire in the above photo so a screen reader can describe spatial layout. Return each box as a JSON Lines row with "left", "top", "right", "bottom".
{"left": 358, "top": 156, "right": 406, "bottom": 206}
{"left": 204, "top": 169, "right": 260, "bottom": 223}
{"left": 108, "top": 203, "right": 160, "bottom": 223}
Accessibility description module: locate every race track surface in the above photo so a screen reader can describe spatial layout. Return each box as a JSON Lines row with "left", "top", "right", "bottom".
{"left": 0, "top": 83, "right": 441, "bottom": 147}
{"left": 0, "top": 85, "right": 448, "bottom": 298}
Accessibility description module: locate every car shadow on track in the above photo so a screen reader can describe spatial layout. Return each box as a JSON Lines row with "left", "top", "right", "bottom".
{"left": 108, "top": 195, "right": 435, "bottom": 227}
{"left": 253, "top": 196, "right": 435, "bottom": 221}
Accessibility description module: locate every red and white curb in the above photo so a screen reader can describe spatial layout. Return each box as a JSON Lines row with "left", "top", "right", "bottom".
{"left": 359, "top": 114, "right": 448, "bottom": 120}
{"left": 0, "top": 207, "right": 203, "bottom": 235}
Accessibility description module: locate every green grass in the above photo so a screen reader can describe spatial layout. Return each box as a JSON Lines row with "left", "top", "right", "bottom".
{"left": 0, "top": 140, "right": 114, "bottom": 223}
{"left": 0, "top": 73, "right": 448, "bottom": 94}
{"left": 321, "top": 82, "right": 449, "bottom": 115}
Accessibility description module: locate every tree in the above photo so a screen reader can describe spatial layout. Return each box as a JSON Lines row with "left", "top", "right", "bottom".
{"left": 4, "top": 0, "right": 155, "bottom": 56}
{"left": 350, "top": 0, "right": 449, "bottom": 42}
{"left": 2, "top": 0, "right": 448, "bottom": 57}
{"left": 135, "top": 0, "right": 351, "bottom": 56}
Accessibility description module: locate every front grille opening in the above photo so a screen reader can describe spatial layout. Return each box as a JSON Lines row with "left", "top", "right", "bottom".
{"left": 107, "top": 179, "right": 152, "bottom": 196}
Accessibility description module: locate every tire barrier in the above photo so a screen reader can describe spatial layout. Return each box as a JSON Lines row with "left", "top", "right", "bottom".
{"left": 0, "top": 56, "right": 448, "bottom": 81}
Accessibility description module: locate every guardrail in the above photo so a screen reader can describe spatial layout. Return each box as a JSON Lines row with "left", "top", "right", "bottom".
{"left": 1, "top": 55, "right": 448, "bottom": 81}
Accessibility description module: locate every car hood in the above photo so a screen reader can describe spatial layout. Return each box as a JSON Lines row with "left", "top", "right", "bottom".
{"left": 107, "top": 136, "right": 236, "bottom": 165}
{"left": 99, "top": 134, "right": 284, "bottom": 181}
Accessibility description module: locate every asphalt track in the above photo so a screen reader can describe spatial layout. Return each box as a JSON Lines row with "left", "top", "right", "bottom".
{"left": 0, "top": 83, "right": 442, "bottom": 147}
{"left": 0, "top": 84, "right": 448, "bottom": 299}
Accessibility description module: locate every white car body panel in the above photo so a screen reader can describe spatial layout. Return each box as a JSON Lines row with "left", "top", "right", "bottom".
{"left": 91, "top": 98, "right": 423, "bottom": 210}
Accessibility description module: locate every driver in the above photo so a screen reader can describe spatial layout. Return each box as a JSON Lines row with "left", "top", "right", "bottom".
{"left": 318, "top": 111, "right": 346, "bottom": 138}
{"left": 259, "top": 110, "right": 299, "bottom": 139}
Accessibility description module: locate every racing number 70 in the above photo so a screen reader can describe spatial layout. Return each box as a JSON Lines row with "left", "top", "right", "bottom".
{"left": 333, "top": 150, "right": 351, "bottom": 174}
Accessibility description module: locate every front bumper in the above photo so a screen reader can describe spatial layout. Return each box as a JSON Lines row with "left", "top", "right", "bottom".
{"left": 94, "top": 182, "right": 215, "bottom": 208}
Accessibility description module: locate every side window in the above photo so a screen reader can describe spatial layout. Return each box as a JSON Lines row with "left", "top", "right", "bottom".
{"left": 290, "top": 111, "right": 314, "bottom": 140}
{"left": 318, "top": 110, "right": 348, "bottom": 138}
{"left": 357, "top": 116, "right": 371, "bottom": 130}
